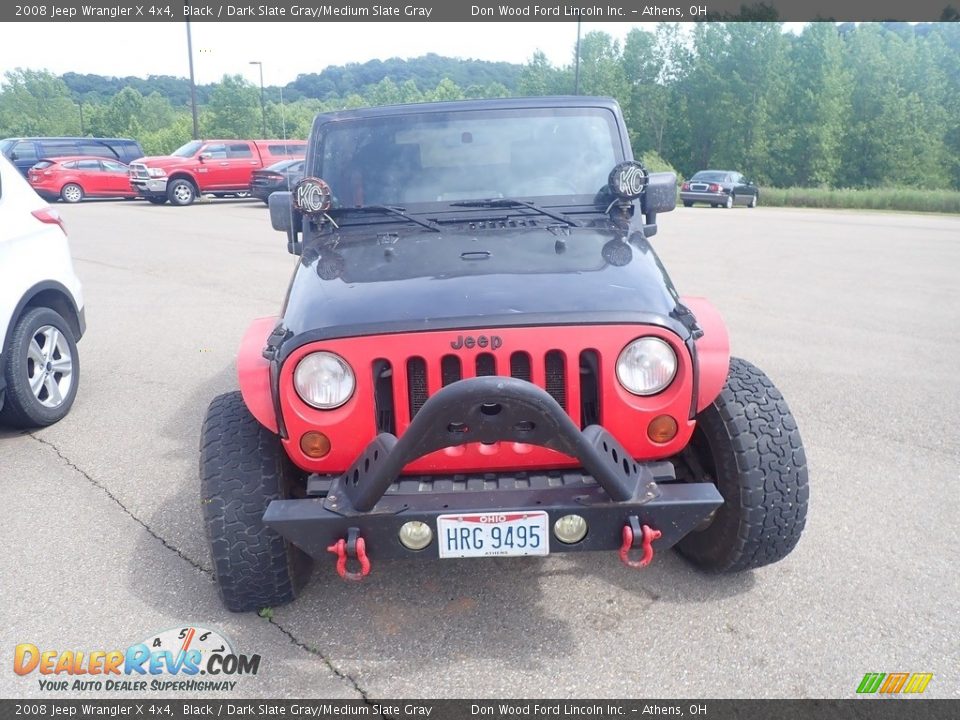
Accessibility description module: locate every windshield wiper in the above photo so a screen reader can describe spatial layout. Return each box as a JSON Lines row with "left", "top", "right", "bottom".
{"left": 334, "top": 205, "right": 441, "bottom": 232}
{"left": 449, "top": 198, "right": 578, "bottom": 227}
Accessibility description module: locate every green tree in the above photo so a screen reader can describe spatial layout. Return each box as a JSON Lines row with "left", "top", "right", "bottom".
{"left": 576, "top": 32, "right": 629, "bottom": 104}
{"left": 839, "top": 24, "right": 949, "bottom": 188}
{"left": 623, "top": 24, "right": 687, "bottom": 158}
{"left": 518, "top": 51, "right": 557, "bottom": 96}
{"left": 89, "top": 86, "right": 145, "bottom": 137}
{"left": 205, "top": 74, "right": 260, "bottom": 138}
{"left": 0, "top": 69, "right": 80, "bottom": 136}
{"left": 425, "top": 78, "right": 465, "bottom": 102}
{"left": 786, "top": 23, "right": 850, "bottom": 186}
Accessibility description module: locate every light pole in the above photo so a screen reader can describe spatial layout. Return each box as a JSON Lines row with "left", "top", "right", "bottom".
{"left": 249, "top": 61, "right": 266, "bottom": 139}
{"left": 574, "top": 20, "right": 582, "bottom": 95}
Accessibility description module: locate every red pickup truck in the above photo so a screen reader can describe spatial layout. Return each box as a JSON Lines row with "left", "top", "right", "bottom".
{"left": 129, "top": 139, "right": 306, "bottom": 206}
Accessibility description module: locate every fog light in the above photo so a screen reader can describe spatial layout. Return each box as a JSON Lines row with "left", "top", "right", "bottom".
{"left": 553, "top": 514, "right": 588, "bottom": 544}
{"left": 300, "top": 431, "right": 331, "bottom": 458}
{"left": 398, "top": 521, "right": 433, "bottom": 551}
{"left": 647, "top": 415, "right": 678, "bottom": 444}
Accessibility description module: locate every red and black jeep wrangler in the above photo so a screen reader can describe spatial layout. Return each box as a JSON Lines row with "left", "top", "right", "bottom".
{"left": 200, "top": 97, "right": 808, "bottom": 612}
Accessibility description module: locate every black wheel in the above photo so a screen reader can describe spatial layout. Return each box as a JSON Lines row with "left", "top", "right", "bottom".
{"left": 60, "top": 183, "right": 84, "bottom": 204}
{"left": 725, "top": 193, "right": 735, "bottom": 209}
{"left": 0, "top": 307, "right": 79, "bottom": 428}
{"left": 710, "top": 203, "right": 719, "bottom": 208}
{"left": 682, "top": 200, "right": 693, "bottom": 208}
{"left": 168, "top": 179, "right": 197, "bottom": 206}
{"left": 146, "top": 196, "right": 167, "bottom": 205}
{"left": 675, "top": 358, "right": 808, "bottom": 572}
{"left": 200, "top": 391, "right": 313, "bottom": 612}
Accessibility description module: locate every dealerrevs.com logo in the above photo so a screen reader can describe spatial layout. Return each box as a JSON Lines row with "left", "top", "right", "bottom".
{"left": 14, "top": 626, "right": 260, "bottom": 692}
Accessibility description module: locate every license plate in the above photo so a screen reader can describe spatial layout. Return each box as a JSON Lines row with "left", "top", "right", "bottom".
{"left": 437, "top": 511, "right": 549, "bottom": 558}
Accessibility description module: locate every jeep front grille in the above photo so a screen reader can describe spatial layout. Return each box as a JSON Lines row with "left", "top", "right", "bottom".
{"left": 373, "top": 349, "right": 600, "bottom": 434}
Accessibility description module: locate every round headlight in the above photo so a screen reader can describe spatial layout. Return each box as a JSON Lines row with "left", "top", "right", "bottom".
{"left": 616, "top": 337, "right": 677, "bottom": 396}
{"left": 294, "top": 352, "right": 355, "bottom": 409}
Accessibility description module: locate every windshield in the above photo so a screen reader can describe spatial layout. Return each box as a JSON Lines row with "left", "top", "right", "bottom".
{"left": 171, "top": 140, "right": 203, "bottom": 158}
{"left": 0, "top": 139, "right": 14, "bottom": 156}
{"left": 691, "top": 171, "right": 729, "bottom": 182}
{"left": 315, "top": 108, "right": 621, "bottom": 208}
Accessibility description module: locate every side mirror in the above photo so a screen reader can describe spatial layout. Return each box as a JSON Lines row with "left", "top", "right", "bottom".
{"left": 640, "top": 172, "right": 677, "bottom": 238}
{"left": 642, "top": 172, "right": 677, "bottom": 215}
{"left": 269, "top": 191, "right": 303, "bottom": 255}
{"left": 198, "top": 152, "right": 211, "bottom": 163}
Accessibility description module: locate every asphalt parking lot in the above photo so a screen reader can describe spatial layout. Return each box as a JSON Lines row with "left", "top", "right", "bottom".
{"left": 2, "top": 200, "right": 958, "bottom": 699}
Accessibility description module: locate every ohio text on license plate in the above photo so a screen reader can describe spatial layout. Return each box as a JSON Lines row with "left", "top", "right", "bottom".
{"left": 437, "top": 512, "right": 549, "bottom": 558}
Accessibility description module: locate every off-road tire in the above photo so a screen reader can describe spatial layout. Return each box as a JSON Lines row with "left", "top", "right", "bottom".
{"left": 0, "top": 307, "right": 80, "bottom": 428}
{"left": 682, "top": 200, "right": 693, "bottom": 207}
{"left": 675, "top": 357, "right": 808, "bottom": 572}
{"left": 168, "top": 179, "right": 197, "bottom": 206}
{"left": 200, "top": 391, "right": 312, "bottom": 612}
{"left": 146, "top": 197, "right": 167, "bottom": 205}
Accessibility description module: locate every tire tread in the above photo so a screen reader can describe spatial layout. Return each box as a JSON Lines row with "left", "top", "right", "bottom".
{"left": 676, "top": 357, "right": 808, "bottom": 572}
{"left": 200, "top": 391, "right": 309, "bottom": 612}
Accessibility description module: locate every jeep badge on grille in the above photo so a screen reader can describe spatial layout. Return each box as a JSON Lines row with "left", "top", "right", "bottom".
{"left": 450, "top": 335, "right": 503, "bottom": 350}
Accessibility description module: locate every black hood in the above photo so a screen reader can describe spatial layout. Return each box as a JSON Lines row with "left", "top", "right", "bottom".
{"left": 278, "top": 222, "right": 685, "bottom": 356}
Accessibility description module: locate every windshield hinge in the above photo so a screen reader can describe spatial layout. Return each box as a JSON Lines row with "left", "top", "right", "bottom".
{"left": 262, "top": 324, "right": 292, "bottom": 360}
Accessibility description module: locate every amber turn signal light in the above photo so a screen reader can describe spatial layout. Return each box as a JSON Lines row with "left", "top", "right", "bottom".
{"left": 647, "top": 415, "right": 678, "bottom": 444}
{"left": 300, "top": 431, "right": 331, "bottom": 458}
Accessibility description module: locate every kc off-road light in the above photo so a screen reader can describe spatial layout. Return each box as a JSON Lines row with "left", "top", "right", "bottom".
{"left": 294, "top": 352, "right": 355, "bottom": 409}
{"left": 399, "top": 521, "right": 433, "bottom": 551}
{"left": 616, "top": 337, "right": 677, "bottom": 396}
{"left": 553, "top": 514, "right": 588, "bottom": 544}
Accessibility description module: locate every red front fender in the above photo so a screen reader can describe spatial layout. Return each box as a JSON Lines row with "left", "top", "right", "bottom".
{"left": 680, "top": 297, "right": 731, "bottom": 414}
{"left": 237, "top": 316, "right": 279, "bottom": 433}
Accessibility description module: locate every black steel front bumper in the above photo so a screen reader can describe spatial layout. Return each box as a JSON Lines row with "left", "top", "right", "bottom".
{"left": 264, "top": 377, "right": 722, "bottom": 560}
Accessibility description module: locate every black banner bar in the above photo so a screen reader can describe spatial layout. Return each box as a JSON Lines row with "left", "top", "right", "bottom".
{"left": 0, "top": 700, "right": 958, "bottom": 720}
{"left": 2, "top": 0, "right": 959, "bottom": 23}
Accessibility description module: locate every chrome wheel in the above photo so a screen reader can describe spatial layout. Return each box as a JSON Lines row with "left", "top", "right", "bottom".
{"left": 172, "top": 183, "right": 194, "bottom": 204}
{"left": 27, "top": 325, "right": 74, "bottom": 408}
{"left": 725, "top": 194, "right": 734, "bottom": 209}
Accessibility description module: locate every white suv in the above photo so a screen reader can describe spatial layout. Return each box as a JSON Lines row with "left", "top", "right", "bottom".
{"left": 0, "top": 155, "right": 85, "bottom": 427}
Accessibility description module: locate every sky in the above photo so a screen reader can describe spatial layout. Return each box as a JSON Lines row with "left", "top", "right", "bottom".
{"left": 0, "top": 21, "right": 806, "bottom": 87}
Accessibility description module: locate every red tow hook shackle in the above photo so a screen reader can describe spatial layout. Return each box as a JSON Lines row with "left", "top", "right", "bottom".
{"left": 326, "top": 527, "right": 371, "bottom": 581}
{"left": 619, "top": 517, "right": 662, "bottom": 569}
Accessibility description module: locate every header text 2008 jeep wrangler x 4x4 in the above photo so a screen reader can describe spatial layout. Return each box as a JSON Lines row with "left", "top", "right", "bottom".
{"left": 200, "top": 97, "right": 808, "bottom": 612}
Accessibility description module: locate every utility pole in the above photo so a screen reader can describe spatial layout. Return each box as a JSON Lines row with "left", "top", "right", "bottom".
{"left": 186, "top": 18, "right": 200, "bottom": 139}
{"left": 77, "top": 102, "right": 85, "bottom": 135}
